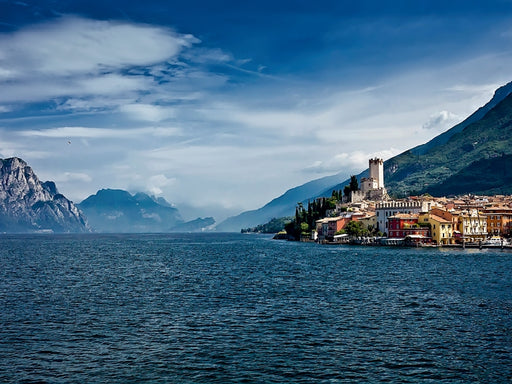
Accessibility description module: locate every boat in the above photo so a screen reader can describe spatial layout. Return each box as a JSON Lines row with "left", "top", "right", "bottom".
{"left": 481, "top": 236, "right": 510, "bottom": 247}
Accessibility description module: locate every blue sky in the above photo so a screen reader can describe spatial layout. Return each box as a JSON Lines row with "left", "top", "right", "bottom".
{"left": 1, "top": 0, "right": 512, "bottom": 221}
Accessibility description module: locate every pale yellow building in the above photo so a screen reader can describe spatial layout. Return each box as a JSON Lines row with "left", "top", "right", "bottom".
{"left": 419, "top": 210, "right": 454, "bottom": 245}
{"left": 458, "top": 209, "right": 487, "bottom": 242}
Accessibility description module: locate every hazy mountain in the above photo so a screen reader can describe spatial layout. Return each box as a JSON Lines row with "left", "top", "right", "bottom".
{"left": 78, "top": 189, "right": 183, "bottom": 233}
{"left": 215, "top": 171, "right": 349, "bottom": 232}
{"left": 0, "top": 157, "right": 90, "bottom": 233}
{"left": 218, "top": 81, "right": 512, "bottom": 231}
{"left": 79, "top": 189, "right": 215, "bottom": 233}
{"left": 172, "top": 217, "right": 215, "bottom": 232}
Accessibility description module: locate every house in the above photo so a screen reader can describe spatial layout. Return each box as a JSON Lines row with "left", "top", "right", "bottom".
{"left": 483, "top": 207, "right": 512, "bottom": 236}
{"left": 457, "top": 209, "right": 488, "bottom": 242}
{"left": 387, "top": 213, "right": 429, "bottom": 240}
{"left": 315, "top": 212, "right": 365, "bottom": 240}
{"left": 375, "top": 199, "right": 434, "bottom": 234}
{"left": 419, "top": 210, "right": 454, "bottom": 245}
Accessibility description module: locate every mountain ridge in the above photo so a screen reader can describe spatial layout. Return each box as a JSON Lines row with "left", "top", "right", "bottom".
{"left": 218, "top": 81, "right": 512, "bottom": 231}
{"left": 0, "top": 157, "right": 90, "bottom": 233}
{"left": 78, "top": 188, "right": 215, "bottom": 233}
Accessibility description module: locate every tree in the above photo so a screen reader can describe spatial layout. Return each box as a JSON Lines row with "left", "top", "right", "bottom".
{"left": 344, "top": 220, "right": 365, "bottom": 237}
{"left": 349, "top": 175, "right": 359, "bottom": 192}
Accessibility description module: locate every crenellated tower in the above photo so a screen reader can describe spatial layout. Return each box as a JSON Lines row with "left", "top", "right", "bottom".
{"left": 368, "top": 158, "right": 384, "bottom": 189}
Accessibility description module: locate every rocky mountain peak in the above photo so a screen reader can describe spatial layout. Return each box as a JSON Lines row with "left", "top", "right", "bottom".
{"left": 0, "top": 157, "right": 90, "bottom": 233}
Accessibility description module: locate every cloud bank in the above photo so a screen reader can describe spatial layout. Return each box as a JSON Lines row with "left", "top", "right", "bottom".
{"left": 0, "top": 10, "right": 511, "bottom": 220}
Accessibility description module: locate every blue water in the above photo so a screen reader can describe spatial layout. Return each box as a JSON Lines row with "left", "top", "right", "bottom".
{"left": 1, "top": 233, "right": 511, "bottom": 383}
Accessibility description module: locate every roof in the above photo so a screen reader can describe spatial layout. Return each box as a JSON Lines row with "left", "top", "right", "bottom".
{"left": 428, "top": 214, "right": 452, "bottom": 224}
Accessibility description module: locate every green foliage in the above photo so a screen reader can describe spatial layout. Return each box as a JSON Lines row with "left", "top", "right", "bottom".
{"left": 285, "top": 197, "right": 337, "bottom": 240}
{"left": 331, "top": 189, "right": 343, "bottom": 201}
{"left": 344, "top": 220, "right": 365, "bottom": 236}
{"left": 384, "top": 93, "right": 512, "bottom": 197}
{"left": 241, "top": 217, "right": 293, "bottom": 234}
{"left": 349, "top": 175, "right": 359, "bottom": 191}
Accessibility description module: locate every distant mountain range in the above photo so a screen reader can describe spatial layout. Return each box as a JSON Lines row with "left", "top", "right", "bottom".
{"left": 3, "top": 81, "right": 512, "bottom": 233}
{"left": 0, "top": 160, "right": 214, "bottom": 233}
{"left": 78, "top": 189, "right": 214, "bottom": 233}
{"left": 0, "top": 157, "right": 90, "bottom": 233}
{"left": 217, "top": 81, "right": 512, "bottom": 232}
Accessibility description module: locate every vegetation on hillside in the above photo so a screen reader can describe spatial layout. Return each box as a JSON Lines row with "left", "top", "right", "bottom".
{"left": 241, "top": 217, "right": 293, "bottom": 233}
{"left": 283, "top": 177, "right": 360, "bottom": 240}
{"left": 384, "top": 92, "right": 512, "bottom": 197}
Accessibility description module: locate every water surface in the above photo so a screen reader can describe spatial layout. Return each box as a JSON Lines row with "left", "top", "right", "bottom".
{"left": 1, "top": 233, "right": 511, "bottom": 383}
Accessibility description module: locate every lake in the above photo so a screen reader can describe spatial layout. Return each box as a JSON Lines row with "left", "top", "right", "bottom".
{"left": 1, "top": 233, "right": 511, "bottom": 383}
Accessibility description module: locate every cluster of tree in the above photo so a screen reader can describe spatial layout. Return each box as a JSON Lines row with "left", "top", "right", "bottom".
{"left": 284, "top": 197, "right": 340, "bottom": 240}
{"left": 330, "top": 175, "right": 359, "bottom": 201}
{"left": 241, "top": 217, "right": 293, "bottom": 234}
{"left": 336, "top": 221, "right": 382, "bottom": 237}
{"left": 344, "top": 175, "right": 359, "bottom": 198}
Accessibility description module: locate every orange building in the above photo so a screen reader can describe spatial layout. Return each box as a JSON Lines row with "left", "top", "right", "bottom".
{"left": 484, "top": 207, "right": 512, "bottom": 236}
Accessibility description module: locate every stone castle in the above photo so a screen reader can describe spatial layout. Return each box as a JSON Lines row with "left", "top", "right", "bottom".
{"left": 350, "top": 158, "right": 388, "bottom": 202}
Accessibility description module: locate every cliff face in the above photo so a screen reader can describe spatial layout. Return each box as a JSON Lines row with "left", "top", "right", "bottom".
{"left": 0, "top": 157, "right": 90, "bottom": 233}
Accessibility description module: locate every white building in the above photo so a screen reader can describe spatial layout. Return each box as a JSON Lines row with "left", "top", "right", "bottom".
{"left": 376, "top": 200, "right": 434, "bottom": 233}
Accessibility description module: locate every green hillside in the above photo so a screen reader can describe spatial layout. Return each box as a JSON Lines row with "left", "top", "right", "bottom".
{"left": 384, "top": 91, "right": 512, "bottom": 197}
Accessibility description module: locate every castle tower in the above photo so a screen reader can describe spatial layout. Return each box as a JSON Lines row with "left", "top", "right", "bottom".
{"left": 369, "top": 158, "right": 384, "bottom": 189}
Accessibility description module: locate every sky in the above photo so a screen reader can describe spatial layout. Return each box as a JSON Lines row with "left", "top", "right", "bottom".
{"left": 1, "top": 0, "right": 512, "bottom": 221}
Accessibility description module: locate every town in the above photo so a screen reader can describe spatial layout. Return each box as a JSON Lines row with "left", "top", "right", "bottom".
{"left": 285, "top": 158, "right": 512, "bottom": 247}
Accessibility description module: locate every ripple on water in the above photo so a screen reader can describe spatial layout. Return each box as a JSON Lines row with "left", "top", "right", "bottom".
{"left": 0, "top": 233, "right": 511, "bottom": 383}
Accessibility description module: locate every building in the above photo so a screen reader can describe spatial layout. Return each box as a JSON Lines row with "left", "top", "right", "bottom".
{"left": 483, "top": 207, "right": 512, "bottom": 236}
{"left": 387, "top": 213, "right": 429, "bottom": 240}
{"left": 458, "top": 209, "right": 488, "bottom": 242}
{"left": 375, "top": 199, "right": 434, "bottom": 234}
{"left": 315, "top": 212, "right": 364, "bottom": 240}
{"left": 358, "top": 213, "right": 377, "bottom": 233}
{"left": 353, "top": 158, "right": 388, "bottom": 202}
{"left": 419, "top": 210, "right": 454, "bottom": 245}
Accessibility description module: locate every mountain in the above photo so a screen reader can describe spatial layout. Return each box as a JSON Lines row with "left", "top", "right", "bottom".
{"left": 323, "top": 81, "right": 512, "bottom": 198}
{"left": 172, "top": 217, "right": 215, "bottom": 232}
{"left": 215, "top": 171, "right": 349, "bottom": 232}
{"left": 78, "top": 189, "right": 183, "bottom": 233}
{"left": 218, "top": 81, "right": 512, "bottom": 231}
{"left": 410, "top": 81, "right": 512, "bottom": 155}
{"left": 385, "top": 90, "right": 512, "bottom": 197}
{"left": 0, "top": 157, "right": 90, "bottom": 233}
{"left": 78, "top": 189, "right": 215, "bottom": 233}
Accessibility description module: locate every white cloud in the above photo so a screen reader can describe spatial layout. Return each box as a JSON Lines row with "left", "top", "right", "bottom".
{"left": 0, "top": 17, "right": 197, "bottom": 76}
{"left": 120, "top": 104, "right": 175, "bottom": 122}
{"left": 422, "top": 110, "right": 462, "bottom": 130}
{"left": 146, "top": 174, "right": 177, "bottom": 195}
{"left": 304, "top": 149, "right": 402, "bottom": 174}
{"left": 56, "top": 172, "right": 93, "bottom": 183}
{"left": 18, "top": 126, "right": 182, "bottom": 139}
